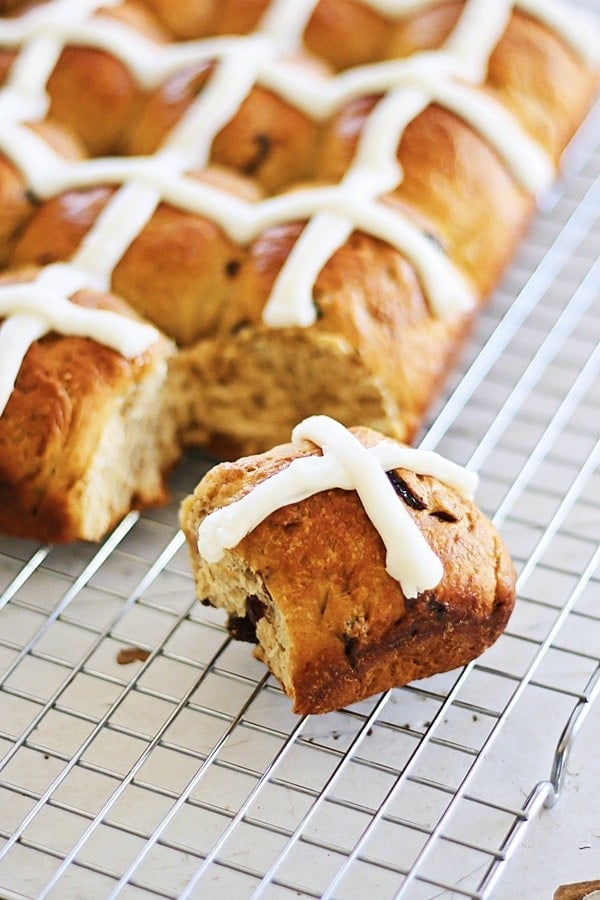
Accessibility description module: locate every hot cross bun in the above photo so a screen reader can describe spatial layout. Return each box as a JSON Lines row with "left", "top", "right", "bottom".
{"left": 180, "top": 417, "right": 516, "bottom": 713}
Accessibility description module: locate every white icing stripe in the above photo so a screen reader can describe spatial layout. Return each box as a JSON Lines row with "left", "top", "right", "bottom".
{"left": 349, "top": 86, "right": 428, "bottom": 192}
{"left": 164, "top": 40, "right": 272, "bottom": 167}
{"left": 371, "top": 441, "right": 478, "bottom": 497}
{"left": 263, "top": 198, "right": 476, "bottom": 325}
{"left": 293, "top": 417, "right": 444, "bottom": 597}
{"left": 5, "top": 35, "right": 60, "bottom": 120}
{"left": 0, "top": 122, "right": 65, "bottom": 194}
{"left": 0, "top": 283, "right": 160, "bottom": 418}
{"left": 424, "top": 78, "right": 555, "bottom": 196}
{"left": 198, "top": 415, "right": 477, "bottom": 598}
{"left": 0, "top": 284, "right": 159, "bottom": 357}
{"left": 72, "top": 181, "right": 160, "bottom": 289}
{"left": 258, "top": 0, "right": 321, "bottom": 51}
{"left": 358, "top": 0, "right": 443, "bottom": 12}
{"left": 36, "top": 262, "right": 98, "bottom": 296}
{"left": 0, "top": 88, "right": 46, "bottom": 123}
{"left": 259, "top": 52, "right": 460, "bottom": 120}
{"left": 336, "top": 198, "right": 476, "bottom": 317}
{"left": 156, "top": 175, "right": 256, "bottom": 241}
{"left": 263, "top": 212, "right": 353, "bottom": 328}
{"left": 444, "top": 0, "right": 514, "bottom": 81}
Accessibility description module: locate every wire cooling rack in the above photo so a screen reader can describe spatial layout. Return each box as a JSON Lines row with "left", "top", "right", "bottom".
{"left": 0, "top": 100, "right": 599, "bottom": 900}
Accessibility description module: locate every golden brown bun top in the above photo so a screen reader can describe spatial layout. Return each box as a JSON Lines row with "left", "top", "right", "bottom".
{"left": 182, "top": 424, "right": 517, "bottom": 713}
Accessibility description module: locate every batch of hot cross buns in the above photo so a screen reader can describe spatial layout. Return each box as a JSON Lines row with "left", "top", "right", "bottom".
{"left": 0, "top": 0, "right": 597, "bottom": 711}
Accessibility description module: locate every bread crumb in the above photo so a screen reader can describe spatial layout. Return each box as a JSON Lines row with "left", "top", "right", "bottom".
{"left": 116, "top": 647, "right": 151, "bottom": 665}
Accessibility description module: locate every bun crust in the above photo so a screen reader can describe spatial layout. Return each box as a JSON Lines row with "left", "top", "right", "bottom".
{"left": 181, "top": 427, "right": 516, "bottom": 714}
{"left": 0, "top": 279, "right": 179, "bottom": 542}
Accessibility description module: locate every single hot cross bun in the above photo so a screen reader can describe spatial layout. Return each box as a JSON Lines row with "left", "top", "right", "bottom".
{"left": 180, "top": 417, "right": 516, "bottom": 714}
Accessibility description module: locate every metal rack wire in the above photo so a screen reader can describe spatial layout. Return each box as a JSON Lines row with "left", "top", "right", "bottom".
{"left": 0, "top": 95, "right": 599, "bottom": 900}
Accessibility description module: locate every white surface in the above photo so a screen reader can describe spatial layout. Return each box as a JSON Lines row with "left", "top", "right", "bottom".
{"left": 500, "top": 707, "right": 600, "bottom": 898}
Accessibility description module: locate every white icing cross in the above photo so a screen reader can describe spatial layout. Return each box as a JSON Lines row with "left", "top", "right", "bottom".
{"left": 0, "top": 270, "right": 160, "bottom": 416}
{"left": 197, "top": 415, "right": 478, "bottom": 599}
